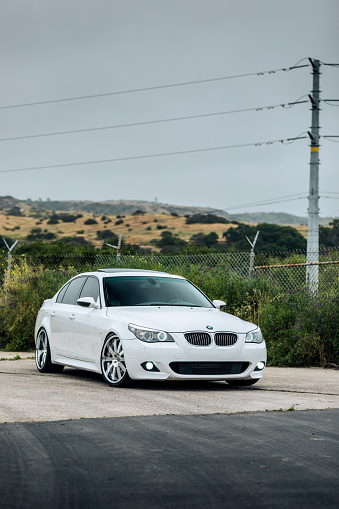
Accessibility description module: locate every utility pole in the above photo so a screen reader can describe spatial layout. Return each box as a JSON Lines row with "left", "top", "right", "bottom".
{"left": 306, "top": 59, "right": 321, "bottom": 293}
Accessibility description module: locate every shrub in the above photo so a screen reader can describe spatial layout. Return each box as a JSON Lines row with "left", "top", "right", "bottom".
{"left": 47, "top": 214, "right": 59, "bottom": 224}
{"left": 96, "top": 230, "right": 119, "bottom": 242}
{"left": 0, "top": 261, "right": 76, "bottom": 350}
{"left": 27, "top": 228, "right": 56, "bottom": 241}
{"left": 84, "top": 218, "right": 98, "bottom": 225}
{"left": 58, "top": 213, "right": 79, "bottom": 223}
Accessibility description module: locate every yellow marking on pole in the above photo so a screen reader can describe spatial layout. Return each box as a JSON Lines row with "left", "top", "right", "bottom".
{"left": 311, "top": 147, "right": 319, "bottom": 152}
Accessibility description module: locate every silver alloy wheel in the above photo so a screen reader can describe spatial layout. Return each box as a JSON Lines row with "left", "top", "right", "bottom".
{"left": 101, "top": 335, "right": 128, "bottom": 385}
{"left": 36, "top": 329, "right": 48, "bottom": 370}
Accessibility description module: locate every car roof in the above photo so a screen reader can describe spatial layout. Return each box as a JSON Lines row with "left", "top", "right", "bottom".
{"left": 98, "top": 268, "right": 168, "bottom": 274}
{"left": 80, "top": 269, "right": 184, "bottom": 279}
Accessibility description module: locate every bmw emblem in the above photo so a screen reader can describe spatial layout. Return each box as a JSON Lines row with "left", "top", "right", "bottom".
{"left": 206, "top": 325, "right": 213, "bottom": 330}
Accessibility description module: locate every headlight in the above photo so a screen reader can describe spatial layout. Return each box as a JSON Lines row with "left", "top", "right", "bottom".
{"left": 128, "top": 324, "right": 174, "bottom": 343}
{"left": 245, "top": 328, "right": 264, "bottom": 344}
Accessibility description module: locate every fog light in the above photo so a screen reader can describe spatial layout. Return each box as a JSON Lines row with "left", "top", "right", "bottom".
{"left": 141, "top": 361, "right": 160, "bottom": 372}
{"left": 254, "top": 361, "right": 265, "bottom": 371}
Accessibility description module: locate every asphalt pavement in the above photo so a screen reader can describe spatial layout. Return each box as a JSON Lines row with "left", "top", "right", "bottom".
{"left": 0, "top": 410, "right": 338, "bottom": 509}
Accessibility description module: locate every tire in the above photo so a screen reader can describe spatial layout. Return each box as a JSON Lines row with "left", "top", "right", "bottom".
{"left": 35, "top": 329, "right": 64, "bottom": 373}
{"left": 226, "top": 378, "right": 259, "bottom": 387}
{"left": 101, "top": 334, "right": 131, "bottom": 387}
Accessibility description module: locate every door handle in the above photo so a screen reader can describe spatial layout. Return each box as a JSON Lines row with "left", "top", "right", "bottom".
{"left": 50, "top": 311, "right": 56, "bottom": 317}
{"left": 69, "top": 314, "right": 75, "bottom": 320}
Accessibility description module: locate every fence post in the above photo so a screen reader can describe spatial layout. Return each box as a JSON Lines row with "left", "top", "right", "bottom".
{"left": 2, "top": 238, "right": 19, "bottom": 303}
{"left": 246, "top": 231, "right": 259, "bottom": 277}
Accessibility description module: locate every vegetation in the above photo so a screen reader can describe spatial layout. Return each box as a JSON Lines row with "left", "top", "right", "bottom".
{"left": 186, "top": 213, "right": 230, "bottom": 225}
{"left": 223, "top": 223, "right": 307, "bottom": 251}
{"left": 6, "top": 206, "right": 23, "bottom": 217}
{"left": 151, "top": 231, "right": 187, "bottom": 253}
{"left": 84, "top": 218, "right": 98, "bottom": 225}
{"left": 320, "top": 219, "right": 339, "bottom": 248}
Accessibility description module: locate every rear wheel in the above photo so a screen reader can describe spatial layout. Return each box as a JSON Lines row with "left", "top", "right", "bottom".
{"left": 226, "top": 379, "right": 259, "bottom": 387}
{"left": 35, "top": 329, "right": 64, "bottom": 373}
{"left": 101, "top": 334, "right": 131, "bottom": 387}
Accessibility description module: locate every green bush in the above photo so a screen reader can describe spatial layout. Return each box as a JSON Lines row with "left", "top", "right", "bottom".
{"left": 0, "top": 262, "right": 76, "bottom": 351}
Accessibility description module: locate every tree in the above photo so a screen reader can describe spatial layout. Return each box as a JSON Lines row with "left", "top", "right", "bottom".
{"left": 320, "top": 220, "right": 339, "bottom": 248}
{"left": 186, "top": 213, "right": 229, "bottom": 225}
{"left": 190, "top": 232, "right": 219, "bottom": 248}
{"left": 6, "top": 206, "right": 23, "bottom": 217}
{"left": 223, "top": 223, "right": 307, "bottom": 252}
{"left": 152, "top": 231, "right": 187, "bottom": 253}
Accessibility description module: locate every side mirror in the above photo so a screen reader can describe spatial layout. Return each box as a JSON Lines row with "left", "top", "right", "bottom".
{"left": 77, "top": 297, "right": 100, "bottom": 309}
{"left": 212, "top": 299, "right": 226, "bottom": 310}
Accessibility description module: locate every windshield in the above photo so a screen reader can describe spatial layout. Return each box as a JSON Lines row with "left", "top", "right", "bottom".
{"left": 103, "top": 276, "right": 214, "bottom": 308}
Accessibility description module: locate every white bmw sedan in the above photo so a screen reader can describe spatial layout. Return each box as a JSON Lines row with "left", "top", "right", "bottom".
{"left": 35, "top": 269, "right": 266, "bottom": 387}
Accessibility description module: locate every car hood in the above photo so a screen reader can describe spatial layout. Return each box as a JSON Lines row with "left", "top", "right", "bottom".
{"left": 106, "top": 306, "right": 256, "bottom": 334}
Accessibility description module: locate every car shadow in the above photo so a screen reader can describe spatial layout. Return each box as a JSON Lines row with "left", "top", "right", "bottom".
{"left": 61, "top": 367, "right": 259, "bottom": 391}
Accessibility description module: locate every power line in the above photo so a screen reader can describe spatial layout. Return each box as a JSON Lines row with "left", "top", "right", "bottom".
{"left": 323, "top": 136, "right": 339, "bottom": 143}
{"left": 0, "top": 101, "right": 307, "bottom": 143}
{"left": 0, "top": 135, "right": 307, "bottom": 174}
{"left": 323, "top": 99, "right": 339, "bottom": 106}
{"left": 225, "top": 195, "right": 308, "bottom": 211}
{"left": 0, "top": 64, "right": 309, "bottom": 110}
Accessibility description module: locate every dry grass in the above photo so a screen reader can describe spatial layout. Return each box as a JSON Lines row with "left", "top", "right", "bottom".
{"left": 0, "top": 210, "right": 309, "bottom": 249}
{"left": 0, "top": 211, "right": 236, "bottom": 248}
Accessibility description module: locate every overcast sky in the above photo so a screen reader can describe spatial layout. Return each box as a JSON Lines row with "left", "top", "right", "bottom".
{"left": 1, "top": 0, "right": 338, "bottom": 218}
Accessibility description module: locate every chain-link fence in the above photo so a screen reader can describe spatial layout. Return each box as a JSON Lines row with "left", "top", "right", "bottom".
{"left": 1, "top": 248, "right": 338, "bottom": 293}
{"left": 254, "top": 249, "right": 339, "bottom": 293}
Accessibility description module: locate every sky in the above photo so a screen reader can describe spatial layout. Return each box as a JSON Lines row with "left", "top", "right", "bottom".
{"left": 0, "top": 0, "right": 338, "bottom": 218}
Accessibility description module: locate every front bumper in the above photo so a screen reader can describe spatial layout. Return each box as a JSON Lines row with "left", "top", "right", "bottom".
{"left": 122, "top": 332, "right": 267, "bottom": 381}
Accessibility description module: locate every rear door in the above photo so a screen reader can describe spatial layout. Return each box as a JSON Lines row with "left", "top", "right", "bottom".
{"left": 51, "top": 276, "right": 87, "bottom": 358}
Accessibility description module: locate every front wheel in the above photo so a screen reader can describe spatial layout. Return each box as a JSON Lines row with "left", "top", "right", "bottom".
{"left": 101, "top": 334, "right": 131, "bottom": 387}
{"left": 35, "top": 329, "right": 64, "bottom": 373}
{"left": 226, "top": 379, "right": 259, "bottom": 387}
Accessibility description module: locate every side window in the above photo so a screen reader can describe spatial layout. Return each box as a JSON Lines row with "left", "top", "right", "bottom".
{"left": 79, "top": 276, "right": 100, "bottom": 304}
{"left": 56, "top": 283, "right": 69, "bottom": 303}
{"left": 61, "top": 277, "right": 86, "bottom": 305}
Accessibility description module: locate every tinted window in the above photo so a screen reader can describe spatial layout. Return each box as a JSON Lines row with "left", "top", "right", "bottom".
{"left": 56, "top": 283, "right": 69, "bottom": 303}
{"left": 62, "top": 277, "right": 86, "bottom": 305}
{"left": 79, "top": 276, "right": 100, "bottom": 303}
{"left": 104, "top": 276, "right": 213, "bottom": 308}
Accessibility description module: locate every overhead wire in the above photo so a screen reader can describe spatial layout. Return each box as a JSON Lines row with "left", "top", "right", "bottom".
{"left": 0, "top": 63, "right": 309, "bottom": 110}
{"left": 323, "top": 99, "right": 339, "bottom": 106}
{"left": 0, "top": 100, "right": 308, "bottom": 143}
{"left": 0, "top": 135, "right": 308, "bottom": 174}
{"left": 323, "top": 136, "right": 339, "bottom": 143}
